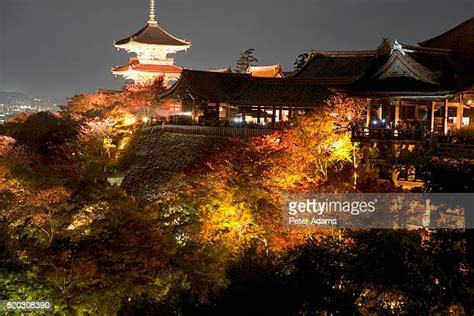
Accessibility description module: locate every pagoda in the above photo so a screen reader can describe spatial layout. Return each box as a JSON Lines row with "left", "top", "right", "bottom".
{"left": 112, "top": 0, "right": 191, "bottom": 86}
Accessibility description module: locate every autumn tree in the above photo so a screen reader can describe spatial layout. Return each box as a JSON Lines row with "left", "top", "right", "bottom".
{"left": 123, "top": 75, "right": 167, "bottom": 116}
{"left": 325, "top": 93, "right": 368, "bottom": 132}
{"left": 4, "top": 112, "right": 80, "bottom": 163}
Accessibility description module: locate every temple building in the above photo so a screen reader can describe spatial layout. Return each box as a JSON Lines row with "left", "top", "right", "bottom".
{"left": 157, "top": 17, "right": 473, "bottom": 131}
{"left": 159, "top": 70, "right": 328, "bottom": 125}
{"left": 247, "top": 65, "right": 284, "bottom": 78}
{"left": 112, "top": 0, "right": 191, "bottom": 86}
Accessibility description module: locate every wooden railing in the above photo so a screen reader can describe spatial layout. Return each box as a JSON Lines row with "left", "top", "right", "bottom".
{"left": 141, "top": 124, "right": 281, "bottom": 138}
{"left": 432, "top": 143, "right": 474, "bottom": 157}
{"left": 352, "top": 127, "right": 426, "bottom": 141}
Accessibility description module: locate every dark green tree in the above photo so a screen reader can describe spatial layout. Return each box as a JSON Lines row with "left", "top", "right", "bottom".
{"left": 293, "top": 52, "right": 310, "bottom": 71}
{"left": 235, "top": 48, "right": 258, "bottom": 73}
{"left": 377, "top": 37, "right": 391, "bottom": 54}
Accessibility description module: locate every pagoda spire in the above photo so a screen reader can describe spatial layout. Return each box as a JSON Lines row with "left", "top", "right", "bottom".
{"left": 148, "top": 0, "right": 157, "bottom": 24}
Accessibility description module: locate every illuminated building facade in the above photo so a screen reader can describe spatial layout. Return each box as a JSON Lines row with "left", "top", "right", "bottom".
{"left": 112, "top": 0, "right": 191, "bottom": 86}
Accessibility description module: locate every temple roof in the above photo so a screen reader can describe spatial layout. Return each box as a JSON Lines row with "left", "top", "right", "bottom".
{"left": 115, "top": 22, "right": 191, "bottom": 47}
{"left": 113, "top": 62, "right": 182, "bottom": 74}
{"left": 419, "top": 17, "right": 474, "bottom": 80}
{"left": 247, "top": 65, "right": 284, "bottom": 78}
{"left": 161, "top": 69, "right": 330, "bottom": 107}
{"left": 207, "top": 67, "right": 232, "bottom": 73}
{"left": 343, "top": 45, "right": 466, "bottom": 97}
{"left": 233, "top": 78, "right": 329, "bottom": 106}
{"left": 163, "top": 70, "right": 252, "bottom": 101}
{"left": 293, "top": 50, "right": 382, "bottom": 84}
{"left": 289, "top": 44, "right": 467, "bottom": 96}
{"left": 419, "top": 17, "right": 474, "bottom": 50}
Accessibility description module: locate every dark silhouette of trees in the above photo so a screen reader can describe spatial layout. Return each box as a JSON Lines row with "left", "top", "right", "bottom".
{"left": 235, "top": 48, "right": 258, "bottom": 73}
{"left": 293, "top": 52, "right": 310, "bottom": 71}
{"left": 378, "top": 37, "right": 391, "bottom": 54}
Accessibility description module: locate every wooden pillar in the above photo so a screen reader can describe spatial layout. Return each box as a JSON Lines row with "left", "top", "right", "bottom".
{"left": 216, "top": 102, "right": 221, "bottom": 121}
{"left": 415, "top": 104, "right": 419, "bottom": 121}
{"left": 366, "top": 100, "right": 372, "bottom": 127}
{"left": 271, "top": 107, "right": 276, "bottom": 127}
{"left": 456, "top": 94, "right": 464, "bottom": 129}
{"left": 444, "top": 99, "right": 449, "bottom": 135}
{"left": 279, "top": 107, "right": 283, "bottom": 122}
{"left": 395, "top": 101, "right": 401, "bottom": 126}
{"left": 430, "top": 101, "right": 436, "bottom": 132}
{"left": 288, "top": 108, "right": 292, "bottom": 121}
{"left": 377, "top": 103, "right": 383, "bottom": 120}
{"left": 363, "top": 143, "right": 370, "bottom": 173}
{"left": 257, "top": 106, "right": 261, "bottom": 124}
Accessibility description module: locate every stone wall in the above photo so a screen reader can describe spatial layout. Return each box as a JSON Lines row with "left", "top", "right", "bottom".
{"left": 121, "top": 131, "right": 228, "bottom": 203}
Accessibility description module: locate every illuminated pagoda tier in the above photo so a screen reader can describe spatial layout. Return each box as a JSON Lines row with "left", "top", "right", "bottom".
{"left": 112, "top": 0, "right": 191, "bottom": 86}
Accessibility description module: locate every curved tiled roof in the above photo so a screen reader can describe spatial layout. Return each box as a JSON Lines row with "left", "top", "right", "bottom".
{"left": 167, "top": 70, "right": 253, "bottom": 101}
{"left": 234, "top": 78, "right": 329, "bottom": 106}
{"left": 293, "top": 50, "right": 382, "bottom": 84}
{"left": 115, "top": 23, "right": 191, "bottom": 47}
{"left": 419, "top": 17, "right": 474, "bottom": 80}
{"left": 113, "top": 63, "right": 182, "bottom": 74}
{"left": 161, "top": 69, "right": 330, "bottom": 107}
{"left": 247, "top": 65, "right": 284, "bottom": 78}
{"left": 419, "top": 17, "right": 474, "bottom": 49}
{"left": 346, "top": 47, "right": 466, "bottom": 96}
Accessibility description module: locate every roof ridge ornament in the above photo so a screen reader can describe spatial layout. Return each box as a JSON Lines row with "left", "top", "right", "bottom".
{"left": 148, "top": 0, "right": 157, "bottom": 24}
{"left": 391, "top": 40, "right": 414, "bottom": 56}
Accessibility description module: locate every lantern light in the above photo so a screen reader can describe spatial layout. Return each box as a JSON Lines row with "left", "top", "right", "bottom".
{"left": 124, "top": 116, "right": 137, "bottom": 126}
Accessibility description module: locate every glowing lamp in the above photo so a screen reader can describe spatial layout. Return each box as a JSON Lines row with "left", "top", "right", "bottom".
{"left": 124, "top": 116, "right": 137, "bottom": 126}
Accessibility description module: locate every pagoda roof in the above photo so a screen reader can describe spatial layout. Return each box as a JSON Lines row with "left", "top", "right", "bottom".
{"left": 115, "top": 22, "right": 191, "bottom": 47}
{"left": 113, "top": 62, "right": 182, "bottom": 74}
{"left": 161, "top": 69, "right": 330, "bottom": 107}
{"left": 248, "top": 65, "right": 284, "bottom": 78}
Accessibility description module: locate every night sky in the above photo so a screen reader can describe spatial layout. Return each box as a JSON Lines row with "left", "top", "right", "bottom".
{"left": 0, "top": 0, "right": 473, "bottom": 100}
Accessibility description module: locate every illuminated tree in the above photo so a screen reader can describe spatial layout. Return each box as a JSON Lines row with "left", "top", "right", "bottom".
{"left": 325, "top": 93, "right": 368, "bottom": 132}
{"left": 124, "top": 75, "right": 166, "bottom": 116}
